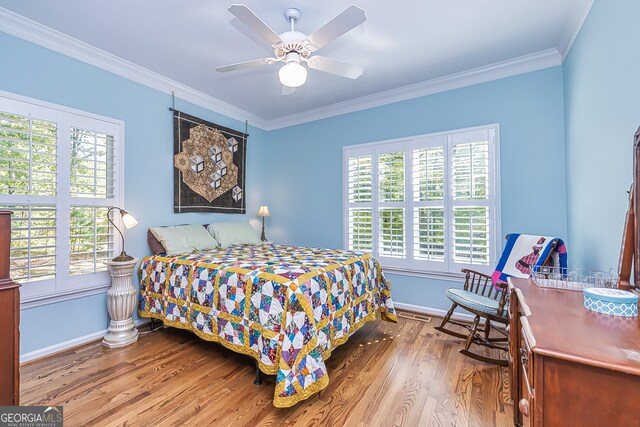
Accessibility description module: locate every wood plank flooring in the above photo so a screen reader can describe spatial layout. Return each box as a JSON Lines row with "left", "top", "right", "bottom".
{"left": 21, "top": 313, "right": 512, "bottom": 426}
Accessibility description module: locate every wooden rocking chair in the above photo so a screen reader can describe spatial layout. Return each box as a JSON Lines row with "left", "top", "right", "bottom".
{"left": 435, "top": 235, "right": 557, "bottom": 366}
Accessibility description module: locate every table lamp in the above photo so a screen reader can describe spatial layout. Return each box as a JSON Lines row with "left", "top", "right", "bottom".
{"left": 107, "top": 207, "right": 138, "bottom": 261}
{"left": 257, "top": 205, "right": 270, "bottom": 241}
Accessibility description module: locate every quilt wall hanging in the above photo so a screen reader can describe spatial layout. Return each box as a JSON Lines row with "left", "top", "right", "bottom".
{"left": 173, "top": 110, "right": 247, "bottom": 213}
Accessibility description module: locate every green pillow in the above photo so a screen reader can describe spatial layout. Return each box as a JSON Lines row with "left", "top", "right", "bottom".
{"left": 150, "top": 224, "right": 219, "bottom": 254}
{"left": 207, "top": 222, "right": 262, "bottom": 248}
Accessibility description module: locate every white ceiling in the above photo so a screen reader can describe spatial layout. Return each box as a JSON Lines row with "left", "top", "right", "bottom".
{"left": 0, "top": 0, "right": 591, "bottom": 124}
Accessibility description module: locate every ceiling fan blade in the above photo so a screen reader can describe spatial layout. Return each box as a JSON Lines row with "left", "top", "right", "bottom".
{"left": 307, "top": 56, "right": 363, "bottom": 79}
{"left": 228, "top": 4, "right": 283, "bottom": 46}
{"left": 306, "top": 5, "right": 366, "bottom": 50}
{"left": 216, "top": 58, "right": 277, "bottom": 73}
{"left": 282, "top": 85, "right": 296, "bottom": 96}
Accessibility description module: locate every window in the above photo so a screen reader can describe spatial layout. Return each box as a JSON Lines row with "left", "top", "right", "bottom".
{"left": 0, "top": 92, "right": 124, "bottom": 303}
{"left": 343, "top": 125, "right": 499, "bottom": 276}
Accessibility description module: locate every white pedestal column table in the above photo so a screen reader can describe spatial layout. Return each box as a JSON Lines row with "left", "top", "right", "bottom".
{"left": 103, "top": 258, "right": 139, "bottom": 348}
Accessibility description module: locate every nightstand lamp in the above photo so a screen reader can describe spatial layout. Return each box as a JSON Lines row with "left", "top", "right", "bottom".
{"left": 103, "top": 206, "right": 139, "bottom": 349}
{"left": 257, "top": 205, "right": 270, "bottom": 241}
{"left": 107, "top": 207, "right": 138, "bottom": 261}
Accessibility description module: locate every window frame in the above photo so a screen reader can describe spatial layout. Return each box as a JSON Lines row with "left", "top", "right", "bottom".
{"left": 0, "top": 90, "right": 125, "bottom": 308}
{"left": 342, "top": 124, "right": 501, "bottom": 279}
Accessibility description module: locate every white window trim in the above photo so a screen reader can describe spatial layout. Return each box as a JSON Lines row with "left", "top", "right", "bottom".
{"left": 0, "top": 89, "right": 126, "bottom": 307}
{"left": 342, "top": 124, "right": 502, "bottom": 278}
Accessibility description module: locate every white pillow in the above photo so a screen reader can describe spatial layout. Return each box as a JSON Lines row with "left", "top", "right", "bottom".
{"left": 150, "top": 224, "right": 219, "bottom": 254}
{"left": 207, "top": 222, "right": 261, "bottom": 248}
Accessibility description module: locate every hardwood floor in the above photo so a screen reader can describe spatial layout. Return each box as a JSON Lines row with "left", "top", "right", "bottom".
{"left": 21, "top": 313, "right": 512, "bottom": 426}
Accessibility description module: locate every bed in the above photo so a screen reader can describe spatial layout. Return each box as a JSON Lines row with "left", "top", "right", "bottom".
{"left": 137, "top": 240, "right": 396, "bottom": 408}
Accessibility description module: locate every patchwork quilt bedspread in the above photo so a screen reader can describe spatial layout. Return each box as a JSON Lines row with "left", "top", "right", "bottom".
{"left": 138, "top": 244, "right": 396, "bottom": 407}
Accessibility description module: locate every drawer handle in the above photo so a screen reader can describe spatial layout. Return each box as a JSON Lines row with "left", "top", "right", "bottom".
{"left": 519, "top": 398, "right": 530, "bottom": 417}
{"left": 520, "top": 347, "right": 529, "bottom": 365}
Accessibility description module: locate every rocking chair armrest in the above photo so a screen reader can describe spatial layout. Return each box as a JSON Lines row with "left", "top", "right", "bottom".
{"left": 493, "top": 281, "right": 508, "bottom": 291}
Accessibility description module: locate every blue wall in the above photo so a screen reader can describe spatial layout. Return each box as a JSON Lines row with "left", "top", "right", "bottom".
{"left": 0, "top": 32, "right": 269, "bottom": 355}
{"left": 563, "top": 0, "right": 640, "bottom": 271}
{"left": 266, "top": 67, "right": 567, "bottom": 311}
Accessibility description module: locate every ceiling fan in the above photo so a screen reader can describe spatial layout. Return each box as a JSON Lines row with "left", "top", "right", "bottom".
{"left": 216, "top": 4, "right": 366, "bottom": 94}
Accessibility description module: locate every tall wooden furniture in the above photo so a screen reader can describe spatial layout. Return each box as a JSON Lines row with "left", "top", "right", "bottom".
{"left": 508, "top": 277, "right": 640, "bottom": 426}
{"left": 618, "top": 126, "right": 640, "bottom": 291}
{"left": 0, "top": 211, "right": 20, "bottom": 406}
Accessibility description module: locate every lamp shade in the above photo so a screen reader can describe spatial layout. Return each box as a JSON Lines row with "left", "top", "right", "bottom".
{"left": 121, "top": 212, "right": 138, "bottom": 229}
{"left": 257, "top": 206, "right": 270, "bottom": 217}
{"left": 279, "top": 62, "right": 307, "bottom": 88}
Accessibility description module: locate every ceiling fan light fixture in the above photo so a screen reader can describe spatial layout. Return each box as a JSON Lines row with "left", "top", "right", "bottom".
{"left": 279, "top": 62, "right": 307, "bottom": 88}
{"left": 279, "top": 53, "right": 307, "bottom": 88}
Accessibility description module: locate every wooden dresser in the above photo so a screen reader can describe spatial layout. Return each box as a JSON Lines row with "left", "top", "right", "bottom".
{"left": 0, "top": 211, "right": 20, "bottom": 406}
{"left": 508, "top": 277, "right": 640, "bottom": 426}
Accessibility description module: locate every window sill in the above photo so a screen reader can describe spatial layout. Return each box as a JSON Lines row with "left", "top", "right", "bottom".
{"left": 381, "top": 266, "right": 467, "bottom": 283}
{"left": 20, "top": 283, "right": 112, "bottom": 310}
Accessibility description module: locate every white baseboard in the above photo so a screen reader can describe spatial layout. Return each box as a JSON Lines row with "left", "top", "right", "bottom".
{"left": 394, "top": 302, "right": 476, "bottom": 323}
{"left": 20, "top": 319, "right": 150, "bottom": 364}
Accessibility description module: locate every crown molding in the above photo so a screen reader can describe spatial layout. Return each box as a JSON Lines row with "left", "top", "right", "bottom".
{"left": 1, "top": 6, "right": 576, "bottom": 132}
{"left": 266, "top": 48, "right": 563, "bottom": 130}
{"left": 0, "top": 7, "right": 270, "bottom": 130}
{"left": 559, "top": 0, "right": 594, "bottom": 61}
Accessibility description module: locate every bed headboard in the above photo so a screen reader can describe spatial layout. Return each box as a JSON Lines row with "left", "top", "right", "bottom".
{"left": 147, "top": 224, "right": 209, "bottom": 255}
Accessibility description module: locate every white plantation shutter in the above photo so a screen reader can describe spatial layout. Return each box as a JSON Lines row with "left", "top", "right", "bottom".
{"left": 452, "top": 141, "right": 489, "bottom": 200}
{"left": 378, "top": 152, "right": 405, "bottom": 202}
{"left": 378, "top": 151, "right": 405, "bottom": 257}
{"left": 69, "top": 206, "right": 114, "bottom": 275}
{"left": 450, "top": 132, "right": 492, "bottom": 268}
{"left": 413, "top": 146, "right": 444, "bottom": 201}
{"left": 413, "top": 146, "right": 445, "bottom": 263}
{"left": 452, "top": 207, "right": 490, "bottom": 265}
{"left": 1, "top": 205, "right": 56, "bottom": 281}
{"left": 347, "top": 155, "right": 373, "bottom": 252}
{"left": 344, "top": 125, "right": 498, "bottom": 275}
{"left": 0, "top": 110, "right": 58, "bottom": 283}
{"left": 379, "top": 207, "right": 405, "bottom": 257}
{"left": 347, "top": 156, "right": 372, "bottom": 203}
{"left": 70, "top": 128, "right": 115, "bottom": 198}
{"left": 414, "top": 207, "right": 445, "bottom": 261}
{"left": 348, "top": 208, "right": 372, "bottom": 251}
{"left": 0, "top": 112, "right": 57, "bottom": 197}
{"left": 69, "top": 126, "right": 117, "bottom": 275}
{"left": 0, "top": 93, "right": 123, "bottom": 302}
